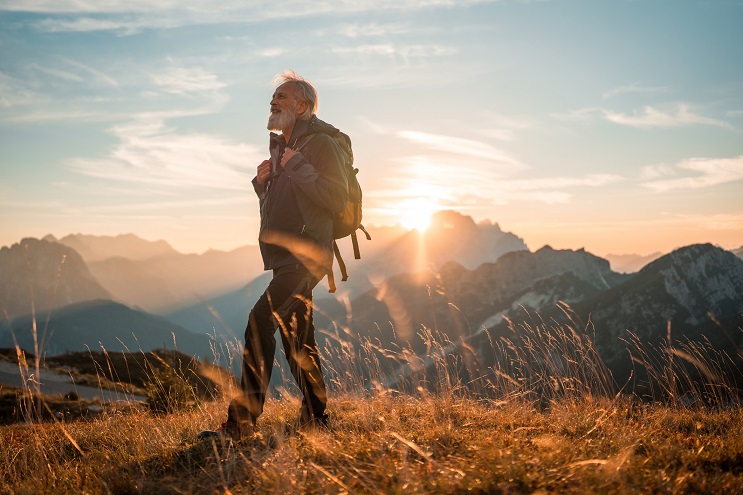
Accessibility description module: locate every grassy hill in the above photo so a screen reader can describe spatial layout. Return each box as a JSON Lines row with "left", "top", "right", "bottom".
{"left": 1, "top": 312, "right": 742, "bottom": 494}
{"left": 2, "top": 392, "right": 742, "bottom": 494}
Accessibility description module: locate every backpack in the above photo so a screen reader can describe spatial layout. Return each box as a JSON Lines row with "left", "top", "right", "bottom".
{"left": 296, "top": 130, "right": 371, "bottom": 292}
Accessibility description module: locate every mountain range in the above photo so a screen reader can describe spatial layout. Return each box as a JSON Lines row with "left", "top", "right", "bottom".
{"left": 1, "top": 213, "right": 741, "bottom": 396}
{"left": 47, "top": 233, "right": 265, "bottom": 313}
{"left": 0, "top": 299, "right": 211, "bottom": 358}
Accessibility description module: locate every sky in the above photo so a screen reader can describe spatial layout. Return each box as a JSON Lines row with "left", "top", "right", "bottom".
{"left": 1, "top": 0, "right": 742, "bottom": 257}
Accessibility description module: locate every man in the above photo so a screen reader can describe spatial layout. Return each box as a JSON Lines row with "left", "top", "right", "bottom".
{"left": 200, "top": 71, "right": 349, "bottom": 439}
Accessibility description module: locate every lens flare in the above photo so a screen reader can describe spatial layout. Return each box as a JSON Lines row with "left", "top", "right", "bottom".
{"left": 399, "top": 197, "right": 439, "bottom": 232}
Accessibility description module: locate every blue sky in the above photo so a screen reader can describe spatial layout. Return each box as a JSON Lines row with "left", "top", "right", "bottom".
{"left": 1, "top": 0, "right": 742, "bottom": 256}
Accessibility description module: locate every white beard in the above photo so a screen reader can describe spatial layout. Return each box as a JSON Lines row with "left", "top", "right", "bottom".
{"left": 267, "top": 105, "right": 297, "bottom": 133}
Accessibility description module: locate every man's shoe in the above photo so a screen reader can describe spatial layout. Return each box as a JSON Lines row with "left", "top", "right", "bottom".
{"left": 197, "top": 421, "right": 251, "bottom": 440}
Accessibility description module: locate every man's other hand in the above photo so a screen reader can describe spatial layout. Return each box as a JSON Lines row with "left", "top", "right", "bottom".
{"left": 280, "top": 148, "right": 298, "bottom": 168}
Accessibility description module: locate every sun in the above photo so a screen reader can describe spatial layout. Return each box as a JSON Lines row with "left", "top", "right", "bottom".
{"left": 399, "top": 197, "right": 438, "bottom": 232}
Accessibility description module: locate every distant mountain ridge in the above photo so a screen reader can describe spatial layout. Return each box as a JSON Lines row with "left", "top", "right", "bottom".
{"left": 319, "top": 245, "right": 631, "bottom": 357}
{"left": 41, "top": 233, "right": 264, "bottom": 313}
{"left": 49, "top": 233, "right": 177, "bottom": 262}
{"left": 166, "top": 210, "right": 529, "bottom": 336}
{"left": 603, "top": 251, "right": 664, "bottom": 273}
{"left": 0, "top": 238, "right": 110, "bottom": 319}
{"left": 3, "top": 222, "right": 740, "bottom": 393}
{"left": 0, "top": 299, "right": 212, "bottom": 358}
{"left": 362, "top": 210, "right": 528, "bottom": 276}
{"left": 87, "top": 244, "right": 263, "bottom": 313}
{"left": 312, "top": 242, "right": 743, "bottom": 392}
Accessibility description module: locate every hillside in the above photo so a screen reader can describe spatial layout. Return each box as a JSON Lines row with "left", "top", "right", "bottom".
{"left": 2, "top": 324, "right": 743, "bottom": 495}
{"left": 335, "top": 245, "right": 631, "bottom": 354}
{"left": 0, "top": 238, "right": 110, "bottom": 319}
{"left": 568, "top": 243, "right": 743, "bottom": 378}
{"left": 0, "top": 299, "right": 213, "bottom": 358}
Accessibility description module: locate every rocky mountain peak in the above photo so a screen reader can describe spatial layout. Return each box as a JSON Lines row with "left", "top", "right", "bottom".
{"left": 642, "top": 244, "right": 743, "bottom": 325}
{"left": 0, "top": 238, "right": 110, "bottom": 318}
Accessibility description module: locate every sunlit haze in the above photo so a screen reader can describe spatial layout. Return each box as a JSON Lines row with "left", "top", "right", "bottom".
{"left": 1, "top": 1, "right": 742, "bottom": 256}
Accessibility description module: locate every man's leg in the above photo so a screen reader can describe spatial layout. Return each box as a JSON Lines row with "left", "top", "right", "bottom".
{"left": 228, "top": 264, "right": 320, "bottom": 425}
{"left": 277, "top": 283, "right": 328, "bottom": 424}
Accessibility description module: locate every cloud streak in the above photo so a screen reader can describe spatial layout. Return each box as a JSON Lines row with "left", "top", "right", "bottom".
{"left": 604, "top": 104, "right": 729, "bottom": 128}
{"left": 69, "top": 113, "right": 261, "bottom": 192}
{"left": 398, "top": 130, "right": 524, "bottom": 167}
{"left": 641, "top": 155, "right": 743, "bottom": 192}
{"left": 602, "top": 84, "right": 667, "bottom": 99}
{"left": 554, "top": 104, "right": 729, "bottom": 129}
{"left": 4, "top": 0, "right": 500, "bottom": 34}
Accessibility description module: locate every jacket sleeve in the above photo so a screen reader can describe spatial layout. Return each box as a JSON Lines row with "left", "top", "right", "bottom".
{"left": 282, "top": 134, "right": 349, "bottom": 214}
{"left": 252, "top": 176, "right": 265, "bottom": 197}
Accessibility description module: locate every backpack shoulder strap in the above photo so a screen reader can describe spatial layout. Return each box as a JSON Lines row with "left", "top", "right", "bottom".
{"left": 328, "top": 240, "right": 349, "bottom": 293}
{"left": 292, "top": 133, "right": 316, "bottom": 151}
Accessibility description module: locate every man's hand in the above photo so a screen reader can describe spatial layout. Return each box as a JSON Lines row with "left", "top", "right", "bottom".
{"left": 256, "top": 160, "right": 271, "bottom": 185}
{"left": 280, "top": 148, "right": 298, "bottom": 168}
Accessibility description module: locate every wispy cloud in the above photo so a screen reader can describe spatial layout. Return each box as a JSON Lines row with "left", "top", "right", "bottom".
{"left": 376, "top": 129, "right": 622, "bottom": 213}
{"left": 604, "top": 103, "right": 729, "bottom": 128}
{"left": 492, "top": 174, "right": 623, "bottom": 205}
{"left": 397, "top": 130, "right": 523, "bottom": 166}
{"left": 551, "top": 107, "right": 601, "bottom": 123}
{"left": 60, "top": 57, "right": 119, "bottom": 87}
{"left": 641, "top": 155, "right": 743, "bottom": 192}
{"left": 639, "top": 163, "right": 676, "bottom": 181}
{"left": 338, "top": 22, "right": 411, "bottom": 38}
{"left": 61, "top": 62, "right": 255, "bottom": 194}
{"left": 2, "top": 0, "right": 498, "bottom": 15}
{"left": 331, "top": 43, "right": 457, "bottom": 59}
{"left": 5, "top": 61, "right": 227, "bottom": 123}
{"left": 554, "top": 103, "right": 729, "bottom": 129}
{"left": 602, "top": 84, "right": 667, "bottom": 99}
{"left": 29, "top": 63, "right": 83, "bottom": 82}
{"left": 29, "top": 16, "right": 171, "bottom": 35}
{"left": 5, "top": 0, "right": 500, "bottom": 34}
{"left": 0, "top": 72, "right": 44, "bottom": 107}
{"left": 478, "top": 112, "right": 533, "bottom": 141}
{"left": 150, "top": 64, "right": 227, "bottom": 96}
{"left": 68, "top": 113, "right": 262, "bottom": 192}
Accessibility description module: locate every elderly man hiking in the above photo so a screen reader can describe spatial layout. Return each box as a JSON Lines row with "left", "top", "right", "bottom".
{"left": 200, "top": 71, "right": 349, "bottom": 439}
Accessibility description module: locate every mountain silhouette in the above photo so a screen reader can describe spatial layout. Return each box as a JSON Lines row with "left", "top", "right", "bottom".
{"left": 0, "top": 238, "right": 110, "bottom": 319}
{"left": 165, "top": 211, "right": 528, "bottom": 335}
{"left": 0, "top": 299, "right": 212, "bottom": 358}
{"left": 41, "top": 234, "right": 265, "bottom": 313}
{"left": 51, "top": 233, "right": 177, "bottom": 262}
{"left": 565, "top": 243, "right": 743, "bottom": 379}
{"left": 331, "top": 245, "right": 630, "bottom": 356}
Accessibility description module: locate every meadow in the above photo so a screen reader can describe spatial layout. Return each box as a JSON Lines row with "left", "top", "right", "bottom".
{"left": 2, "top": 312, "right": 742, "bottom": 494}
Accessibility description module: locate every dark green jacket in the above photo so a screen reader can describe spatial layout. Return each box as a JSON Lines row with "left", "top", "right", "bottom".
{"left": 252, "top": 116, "right": 349, "bottom": 275}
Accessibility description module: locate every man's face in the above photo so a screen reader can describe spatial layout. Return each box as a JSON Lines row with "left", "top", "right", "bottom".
{"left": 267, "top": 82, "right": 304, "bottom": 133}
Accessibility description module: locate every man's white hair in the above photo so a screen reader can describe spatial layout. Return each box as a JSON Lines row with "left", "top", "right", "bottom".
{"left": 272, "top": 70, "right": 318, "bottom": 120}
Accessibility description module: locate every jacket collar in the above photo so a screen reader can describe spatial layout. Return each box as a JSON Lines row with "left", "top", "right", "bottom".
{"left": 269, "top": 116, "right": 315, "bottom": 149}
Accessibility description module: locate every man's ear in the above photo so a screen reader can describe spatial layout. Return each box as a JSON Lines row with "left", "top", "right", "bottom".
{"left": 296, "top": 100, "right": 308, "bottom": 117}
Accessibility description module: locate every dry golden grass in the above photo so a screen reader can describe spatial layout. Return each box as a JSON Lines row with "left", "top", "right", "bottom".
{"left": 2, "top": 392, "right": 743, "bottom": 494}
{"left": 3, "top": 302, "right": 742, "bottom": 494}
